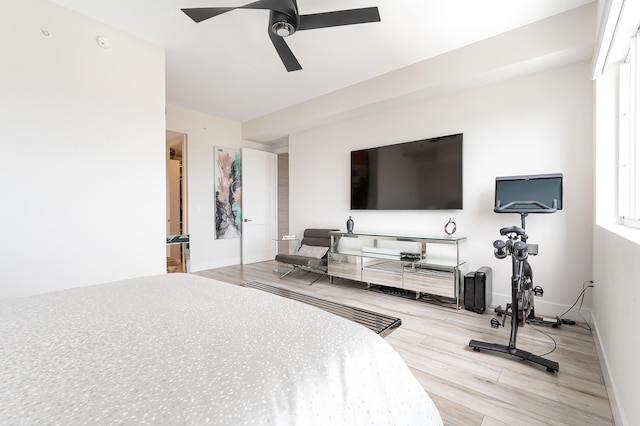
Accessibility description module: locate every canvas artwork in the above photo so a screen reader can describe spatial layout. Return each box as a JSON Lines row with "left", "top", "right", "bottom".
{"left": 214, "top": 147, "right": 242, "bottom": 239}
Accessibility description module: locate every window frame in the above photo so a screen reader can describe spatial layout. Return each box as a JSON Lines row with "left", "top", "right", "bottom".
{"left": 620, "top": 33, "right": 640, "bottom": 230}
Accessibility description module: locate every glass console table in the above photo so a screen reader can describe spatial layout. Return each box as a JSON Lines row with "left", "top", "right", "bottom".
{"left": 328, "top": 231, "right": 467, "bottom": 308}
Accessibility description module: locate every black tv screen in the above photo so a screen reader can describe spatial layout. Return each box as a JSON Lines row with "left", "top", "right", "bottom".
{"left": 494, "top": 173, "right": 563, "bottom": 213}
{"left": 350, "top": 133, "right": 463, "bottom": 210}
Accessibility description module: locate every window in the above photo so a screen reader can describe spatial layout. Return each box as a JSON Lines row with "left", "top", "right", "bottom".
{"left": 620, "top": 33, "right": 640, "bottom": 229}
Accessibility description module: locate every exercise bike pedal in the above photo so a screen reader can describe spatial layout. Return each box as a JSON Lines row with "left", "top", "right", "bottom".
{"left": 533, "top": 286, "right": 544, "bottom": 297}
{"left": 490, "top": 318, "right": 501, "bottom": 329}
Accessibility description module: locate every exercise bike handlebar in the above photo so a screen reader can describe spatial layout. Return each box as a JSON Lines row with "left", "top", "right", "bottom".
{"left": 499, "top": 225, "right": 526, "bottom": 237}
{"left": 494, "top": 199, "right": 558, "bottom": 214}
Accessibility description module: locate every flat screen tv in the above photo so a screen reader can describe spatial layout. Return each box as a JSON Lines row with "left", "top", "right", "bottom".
{"left": 350, "top": 133, "right": 463, "bottom": 210}
{"left": 494, "top": 173, "right": 563, "bottom": 213}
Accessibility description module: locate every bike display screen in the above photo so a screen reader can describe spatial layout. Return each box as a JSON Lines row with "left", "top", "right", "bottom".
{"left": 494, "top": 173, "right": 563, "bottom": 213}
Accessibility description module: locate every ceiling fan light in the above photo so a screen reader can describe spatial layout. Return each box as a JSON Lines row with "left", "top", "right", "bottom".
{"left": 272, "top": 21, "right": 295, "bottom": 37}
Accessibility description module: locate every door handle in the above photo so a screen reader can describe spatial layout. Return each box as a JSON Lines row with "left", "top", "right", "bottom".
{"left": 244, "top": 218, "right": 252, "bottom": 222}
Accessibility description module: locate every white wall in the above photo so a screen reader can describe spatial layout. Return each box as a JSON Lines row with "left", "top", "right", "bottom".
{"left": 165, "top": 105, "right": 265, "bottom": 271}
{"left": 0, "top": 0, "right": 166, "bottom": 298}
{"left": 289, "top": 60, "right": 594, "bottom": 321}
{"left": 592, "top": 226, "right": 640, "bottom": 425}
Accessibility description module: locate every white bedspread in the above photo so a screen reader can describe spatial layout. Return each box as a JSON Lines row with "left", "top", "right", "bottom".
{"left": 0, "top": 274, "right": 442, "bottom": 425}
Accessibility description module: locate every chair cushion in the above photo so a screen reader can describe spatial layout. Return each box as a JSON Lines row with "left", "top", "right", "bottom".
{"left": 296, "top": 244, "right": 329, "bottom": 259}
{"left": 303, "top": 229, "right": 335, "bottom": 238}
{"left": 300, "top": 228, "right": 339, "bottom": 248}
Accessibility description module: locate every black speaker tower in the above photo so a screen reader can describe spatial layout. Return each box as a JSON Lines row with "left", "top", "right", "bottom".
{"left": 464, "top": 267, "right": 492, "bottom": 313}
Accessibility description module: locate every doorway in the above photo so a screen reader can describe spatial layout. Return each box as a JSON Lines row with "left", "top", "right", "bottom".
{"left": 277, "top": 152, "right": 289, "bottom": 255}
{"left": 166, "top": 130, "right": 188, "bottom": 272}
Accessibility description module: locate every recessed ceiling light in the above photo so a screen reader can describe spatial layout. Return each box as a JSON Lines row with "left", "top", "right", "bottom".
{"left": 96, "top": 35, "right": 111, "bottom": 50}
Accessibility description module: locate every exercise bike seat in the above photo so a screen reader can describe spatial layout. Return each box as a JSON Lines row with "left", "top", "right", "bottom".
{"left": 499, "top": 226, "right": 526, "bottom": 237}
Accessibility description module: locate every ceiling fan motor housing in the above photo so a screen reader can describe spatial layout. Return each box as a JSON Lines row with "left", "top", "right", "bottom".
{"left": 270, "top": 10, "right": 298, "bottom": 37}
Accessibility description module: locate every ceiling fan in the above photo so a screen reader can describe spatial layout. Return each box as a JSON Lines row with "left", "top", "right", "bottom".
{"left": 181, "top": 0, "right": 381, "bottom": 72}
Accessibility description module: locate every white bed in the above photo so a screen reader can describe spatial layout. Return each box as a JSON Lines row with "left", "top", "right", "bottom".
{"left": 0, "top": 273, "right": 442, "bottom": 425}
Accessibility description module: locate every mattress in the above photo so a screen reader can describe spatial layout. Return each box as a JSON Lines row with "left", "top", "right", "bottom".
{"left": 0, "top": 273, "right": 442, "bottom": 425}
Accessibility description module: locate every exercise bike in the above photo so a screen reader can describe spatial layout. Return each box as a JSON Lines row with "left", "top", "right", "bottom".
{"left": 469, "top": 176, "right": 562, "bottom": 373}
{"left": 491, "top": 226, "right": 563, "bottom": 329}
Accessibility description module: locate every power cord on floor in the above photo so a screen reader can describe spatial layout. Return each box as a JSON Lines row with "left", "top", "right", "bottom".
{"left": 529, "top": 323, "right": 558, "bottom": 357}
{"left": 557, "top": 280, "right": 594, "bottom": 331}
{"left": 528, "top": 280, "right": 594, "bottom": 357}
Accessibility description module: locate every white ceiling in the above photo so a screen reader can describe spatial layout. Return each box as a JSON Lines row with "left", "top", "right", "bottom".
{"left": 49, "top": 0, "right": 594, "bottom": 123}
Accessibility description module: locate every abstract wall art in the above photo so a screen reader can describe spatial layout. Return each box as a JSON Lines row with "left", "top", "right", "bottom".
{"left": 214, "top": 147, "right": 242, "bottom": 239}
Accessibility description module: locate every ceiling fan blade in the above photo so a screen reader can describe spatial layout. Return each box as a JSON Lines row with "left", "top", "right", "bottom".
{"left": 182, "top": 1, "right": 295, "bottom": 23}
{"left": 298, "top": 7, "right": 380, "bottom": 31}
{"left": 268, "top": 27, "right": 302, "bottom": 72}
{"left": 181, "top": 8, "right": 235, "bottom": 23}
{"left": 241, "top": 0, "right": 296, "bottom": 15}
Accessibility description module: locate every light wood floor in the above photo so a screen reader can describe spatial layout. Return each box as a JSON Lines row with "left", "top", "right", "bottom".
{"left": 194, "top": 261, "right": 613, "bottom": 426}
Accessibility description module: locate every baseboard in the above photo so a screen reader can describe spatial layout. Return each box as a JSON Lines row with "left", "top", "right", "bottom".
{"left": 490, "top": 293, "right": 591, "bottom": 323}
{"left": 191, "top": 258, "right": 241, "bottom": 272}
{"left": 592, "top": 316, "right": 625, "bottom": 425}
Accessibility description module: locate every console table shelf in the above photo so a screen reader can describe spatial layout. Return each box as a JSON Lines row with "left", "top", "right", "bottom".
{"left": 328, "top": 231, "right": 467, "bottom": 308}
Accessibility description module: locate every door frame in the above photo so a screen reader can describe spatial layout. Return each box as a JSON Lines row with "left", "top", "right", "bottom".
{"left": 166, "top": 130, "right": 188, "bottom": 271}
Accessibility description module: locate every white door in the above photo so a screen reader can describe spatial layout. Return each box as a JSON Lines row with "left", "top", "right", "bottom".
{"left": 241, "top": 148, "right": 277, "bottom": 264}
